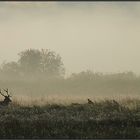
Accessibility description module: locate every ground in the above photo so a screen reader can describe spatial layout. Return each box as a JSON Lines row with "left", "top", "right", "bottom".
{"left": 0, "top": 99, "right": 139, "bottom": 138}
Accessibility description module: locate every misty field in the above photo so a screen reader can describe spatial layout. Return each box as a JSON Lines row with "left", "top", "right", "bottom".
{"left": 0, "top": 71, "right": 140, "bottom": 138}
{"left": 0, "top": 98, "right": 139, "bottom": 139}
{"left": 1, "top": 2, "right": 140, "bottom": 139}
{"left": 0, "top": 49, "right": 140, "bottom": 138}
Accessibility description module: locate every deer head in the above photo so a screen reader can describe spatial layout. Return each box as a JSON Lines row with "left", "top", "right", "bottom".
{"left": 0, "top": 88, "right": 12, "bottom": 106}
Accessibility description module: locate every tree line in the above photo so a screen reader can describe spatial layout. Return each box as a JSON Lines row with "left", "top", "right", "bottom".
{"left": 0, "top": 48, "right": 137, "bottom": 81}
{"left": 0, "top": 48, "right": 65, "bottom": 79}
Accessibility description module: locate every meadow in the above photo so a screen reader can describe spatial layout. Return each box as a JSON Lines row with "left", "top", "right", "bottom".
{"left": 0, "top": 98, "right": 139, "bottom": 138}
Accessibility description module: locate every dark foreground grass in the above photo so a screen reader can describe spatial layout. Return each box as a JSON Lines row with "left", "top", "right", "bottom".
{"left": 0, "top": 99, "right": 140, "bottom": 138}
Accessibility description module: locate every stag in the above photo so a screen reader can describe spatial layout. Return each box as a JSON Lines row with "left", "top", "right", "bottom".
{"left": 0, "top": 88, "right": 12, "bottom": 106}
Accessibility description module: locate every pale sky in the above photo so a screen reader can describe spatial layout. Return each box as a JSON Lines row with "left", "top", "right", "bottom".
{"left": 0, "top": 2, "right": 140, "bottom": 76}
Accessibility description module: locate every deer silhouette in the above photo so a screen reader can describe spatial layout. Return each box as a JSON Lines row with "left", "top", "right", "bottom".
{"left": 87, "top": 99, "right": 94, "bottom": 105}
{"left": 0, "top": 88, "right": 12, "bottom": 106}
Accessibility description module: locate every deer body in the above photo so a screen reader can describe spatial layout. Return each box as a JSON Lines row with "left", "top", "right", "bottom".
{"left": 0, "top": 96, "right": 12, "bottom": 106}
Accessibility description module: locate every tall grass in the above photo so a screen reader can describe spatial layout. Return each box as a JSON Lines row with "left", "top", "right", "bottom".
{"left": 0, "top": 98, "right": 139, "bottom": 138}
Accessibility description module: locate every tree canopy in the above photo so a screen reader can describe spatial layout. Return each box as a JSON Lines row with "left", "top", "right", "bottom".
{"left": 0, "top": 48, "right": 65, "bottom": 79}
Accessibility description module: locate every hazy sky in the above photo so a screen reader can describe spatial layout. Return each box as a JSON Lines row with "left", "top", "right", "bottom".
{"left": 0, "top": 2, "right": 140, "bottom": 76}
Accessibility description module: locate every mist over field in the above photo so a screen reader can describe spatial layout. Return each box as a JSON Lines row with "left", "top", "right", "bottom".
{"left": 1, "top": 2, "right": 140, "bottom": 139}
{"left": 0, "top": 2, "right": 140, "bottom": 103}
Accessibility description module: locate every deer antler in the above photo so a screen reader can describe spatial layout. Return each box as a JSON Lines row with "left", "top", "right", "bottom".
{"left": 3, "top": 88, "right": 11, "bottom": 97}
{"left": 3, "top": 88, "right": 8, "bottom": 93}
{"left": 0, "top": 89, "right": 6, "bottom": 97}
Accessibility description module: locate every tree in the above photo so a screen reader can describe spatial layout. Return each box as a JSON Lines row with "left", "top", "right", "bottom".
{"left": 1, "top": 61, "right": 19, "bottom": 74}
{"left": 0, "top": 48, "right": 65, "bottom": 78}
{"left": 18, "top": 48, "right": 65, "bottom": 77}
{"left": 0, "top": 61, "right": 20, "bottom": 79}
{"left": 40, "top": 49, "right": 65, "bottom": 76}
{"left": 18, "top": 49, "right": 42, "bottom": 75}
